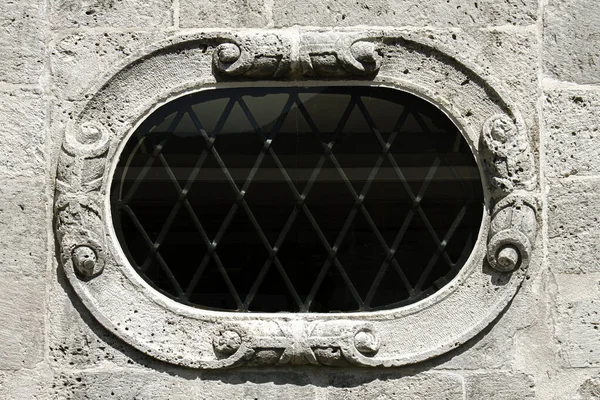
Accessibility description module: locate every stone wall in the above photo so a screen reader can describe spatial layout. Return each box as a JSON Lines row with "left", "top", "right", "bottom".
{"left": 0, "top": 0, "right": 599, "bottom": 398}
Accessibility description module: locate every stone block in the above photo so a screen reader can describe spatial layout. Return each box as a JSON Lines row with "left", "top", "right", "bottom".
{"left": 52, "top": 369, "right": 322, "bottom": 399}
{"left": 544, "top": 89, "right": 600, "bottom": 178}
{"left": 0, "top": 1, "right": 45, "bottom": 85}
{"left": 324, "top": 372, "right": 463, "bottom": 399}
{"left": 0, "top": 176, "right": 48, "bottom": 276}
{"left": 50, "top": 31, "right": 172, "bottom": 101}
{"left": 544, "top": 0, "right": 600, "bottom": 84}
{"left": 273, "top": 0, "right": 537, "bottom": 28}
{"left": 52, "top": 370, "right": 464, "bottom": 399}
{"left": 556, "top": 298, "right": 600, "bottom": 368}
{"left": 547, "top": 178, "right": 600, "bottom": 274}
{"left": 0, "top": 271, "right": 45, "bottom": 370}
{"left": 555, "top": 275, "right": 600, "bottom": 369}
{"left": 464, "top": 372, "right": 535, "bottom": 399}
{"left": 0, "top": 366, "right": 52, "bottom": 400}
{"left": 48, "top": 0, "right": 173, "bottom": 29}
{"left": 180, "top": 0, "right": 268, "bottom": 28}
{"left": 0, "top": 89, "right": 46, "bottom": 177}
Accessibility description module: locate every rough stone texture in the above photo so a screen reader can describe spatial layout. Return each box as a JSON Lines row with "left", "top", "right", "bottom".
{"left": 324, "top": 372, "right": 463, "bottom": 399}
{"left": 0, "top": 0, "right": 599, "bottom": 397}
{"left": 544, "top": 89, "right": 600, "bottom": 178}
{"left": 400, "top": 28, "right": 539, "bottom": 134}
{"left": 0, "top": 176, "right": 48, "bottom": 276}
{"left": 0, "top": 89, "right": 46, "bottom": 177}
{"left": 51, "top": 370, "right": 467, "bottom": 399}
{"left": 544, "top": 0, "right": 600, "bottom": 84}
{"left": 49, "top": 31, "right": 171, "bottom": 100}
{"left": 0, "top": 269, "right": 45, "bottom": 370}
{"left": 556, "top": 298, "right": 600, "bottom": 368}
{"left": 0, "top": 367, "right": 52, "bottom": 400}
{"left": 555, "top": 274, "right": 600, "bottom": 369}
{"left": 0, "top": 1, "right": 45, "bottom": 85}
{"left": 48, "top": 266, "right": 159, "bottom": 369}
{"left": 273, "top": 0, "right": 538, "bottom": 28}
{"left": 579, "top": 374, "right": 600, "bottom": 400}
{"left": 49, "top": 0, "right": 174, "bottom": 29}
{"left": 465, "top": 372, "right": 535, "bottom": 399}
{"left": 180, "top": 0, "right": 268, "bottom": 28}
{"left": 547, "top": 178, "right": 600, "bottom": 274}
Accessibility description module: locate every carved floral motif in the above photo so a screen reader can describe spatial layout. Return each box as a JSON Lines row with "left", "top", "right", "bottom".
{"left": 210, "top": 321, "right": 381, "bottom": 368}
{"left": 55, "top": 121, "right": 111, "bottom": 278}
{"left": 482, "top": 115, "right": 538, "bottom": 272}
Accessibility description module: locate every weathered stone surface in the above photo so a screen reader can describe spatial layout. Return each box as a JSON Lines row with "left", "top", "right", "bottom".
{"left": 555, "top": 274, "right": 600, "bottom": 369}
{"left": 544, "top": 89, "right": 600, "bottom": 178}
{"left": 52, "top": 370, "right": 321, "bottom": 399}
{"left": 0, "top": 367, "right": 52, "bottom": 400}
{"left": 52, "top": 370, "right": 465, "bottom": 399}
{"left": 544, "top": 0, "right": 600, "bottom": 84}
{"left": 48, "top": 0, "right": 173, "bottom": 29}
{"left": 556, "top": 299, "right": 600, "bottom": 368}
{"left": 0, "top": 270, "right": 45, "bottom": 370}
{"left": 547, "top": 178, "right": 600, "bottom": 273}
{"left": 50, "top": 31, "right": 172, "bottom": 101}
{"left": 0, "top": 176, "right": 48, "bottom": 276}
{"left": 0, "top": 89, "right": 46, "bottom": 177}
{"left": 325, "top": 372, "right": 463, "bottom": 399}
{"left": 48, "top": 267, "right": 157, "bottom": 369}
{"left": 180, "top": 0, "right": 268, "bottom": 28}
{"left": 273, "top": 0, "right": 537, "bottom": 28}
{"left": 464, "top": 372, "right": 535, "bottom": 399}
{"left": 0, "top": 1, "right": 45, "bottom": 85}
{"left": 385, "top": 28, "right": 539, "bottom": 133}
{"left": 579, "top": 374, "right": 600, "bottom": 400}
{"left": 434, "top": 260, "right": 542, "bottom": 370}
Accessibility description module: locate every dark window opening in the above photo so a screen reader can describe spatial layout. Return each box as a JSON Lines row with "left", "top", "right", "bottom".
{"left": 111, "top": 86, "right": 484, "bottom": 312}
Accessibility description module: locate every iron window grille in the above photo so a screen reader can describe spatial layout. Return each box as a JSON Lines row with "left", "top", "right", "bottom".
{"left": 111, "top": 86, "right": 483, "bottom": 313}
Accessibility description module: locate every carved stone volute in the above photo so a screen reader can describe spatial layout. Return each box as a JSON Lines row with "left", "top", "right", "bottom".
{"left": 481, "top": 114, "right": 538, "bottom": 272}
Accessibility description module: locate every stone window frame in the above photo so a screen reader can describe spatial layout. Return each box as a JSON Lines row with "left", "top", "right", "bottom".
{"left": 54, "top": 30, "right": 539, "bottom": 368}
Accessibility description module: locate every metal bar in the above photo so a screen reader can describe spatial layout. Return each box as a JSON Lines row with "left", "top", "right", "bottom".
{"left": 122, "top": 110, "right": 185, "bottom": 203}
{"left": 414, "top": 203, "right": 468, "bottom": 291}
{"left": 121, "top": 205, "right": 185, "bottom": 297}
{"left": 188, "top": 99, "right": 304, "bottom": 310}
{"left": 293, "top": 95, "right": 366, "bottom": 310}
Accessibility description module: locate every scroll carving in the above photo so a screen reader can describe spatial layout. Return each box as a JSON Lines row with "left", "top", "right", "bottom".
{"left": 210, "top": 321, "right": 382, "bottom": 368}
{"left": 482, "top": 114, "right": 538, "bottom": 272}
{"left": 211, "top": 33, "right": 383, "bottom": 79}
{"left": 300, "top": 34, "right": 383, "bottom": 77}
{"left": 55, "top": 121, "right": 111, "bottom": 278}
{"left": 212, "top": 35, "right": 291, "bottom": 79}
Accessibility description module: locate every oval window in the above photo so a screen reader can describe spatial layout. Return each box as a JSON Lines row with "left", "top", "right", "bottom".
{"left": 110, "top": 86, "right": 483, "bottom": 313}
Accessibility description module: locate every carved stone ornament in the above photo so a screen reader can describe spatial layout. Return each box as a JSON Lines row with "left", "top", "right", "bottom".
{"left": 54, "top": 29, "right": 540, "bottom": 369}
{"left": 481, "top": 114, "right": 539, "bottom": 272}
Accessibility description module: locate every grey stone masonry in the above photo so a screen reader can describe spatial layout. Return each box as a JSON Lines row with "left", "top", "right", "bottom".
{"left": 180, "top": 0, "right": 269, "bottom": 28}
{"left": 0, "top": 1, "right": 45, "bottom": 85}
{"left": 0, "top": 0, "right": 599, "bottom": 398}
{"left": 273, "top": 0, "right": 538, "bottom": 28}
{"left": 544, "top": 0, "right": 600, "bottom": 84}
